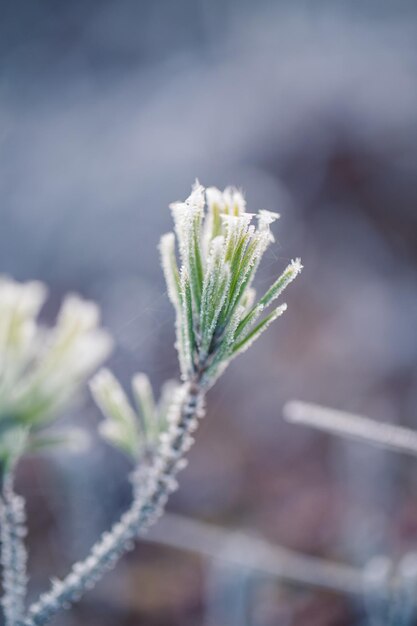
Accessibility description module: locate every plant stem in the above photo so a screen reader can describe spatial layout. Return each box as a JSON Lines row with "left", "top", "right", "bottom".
{"left": 23, "top": 380, "right": 205, "bottom": 626}
{"left": 0, "top": 471, "right": 28, "bottom": 626}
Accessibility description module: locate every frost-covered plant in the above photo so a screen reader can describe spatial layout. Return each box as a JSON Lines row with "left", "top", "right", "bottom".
{"left": 0, "top": 278, "right": 112, "bottom": 626}
{"left": 0, "top": 278, "right": 112, "bottom": 473}
{"left": 91, "top": 370, "right": 177, "bottom": 462}
{"left": 0, "top": 182, "right": 301, "bottom": 626}
{"left": 161, "top": 183, "right": 301, "bottom": 386}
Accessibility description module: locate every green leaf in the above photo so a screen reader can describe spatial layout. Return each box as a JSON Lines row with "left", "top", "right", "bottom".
{"left": 99, "top": 421, "right": 139, "bottom": 459}
{"left": 257, "top": 259, "right": 302, "bottom": 310}
{"left": 132, "top": 373, "right": 158, "bottom": 443}
{"left": 222, "top": 234, "right": 260, "bottom": 324}
{"left": 159, "top": 233, "right": 181, "bottom": 309}
{"left": 0, "top": 426, "right": 29, "bottom": 474}
{"left": 180, "top": 271, "right": 196, "bottom": 375}
{"left": 234, "top": 303, "right": 264, "bottom": 339}
{"left": 188, "top": 211, "right": 204, "bottom": 312}
{"left": 231, "top": 303, "right": 287, "bottom": 356}
{"left": 90, "top": 369, "right": 141, "bottom": 459}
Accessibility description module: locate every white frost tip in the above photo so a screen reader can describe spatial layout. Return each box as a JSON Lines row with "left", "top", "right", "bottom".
{"left": 205, "top": 186, "right": 223, "bottom": 209}
{"left": 257, "top": 209, "right": 280, "bottom": 224}
{"left": 187, "top": 180, "right": 205, "bottom": 209}
{"left": 223, "top": 187, "right": 246, "bottom": 215}
{"left": 290, "top": 258, "right": 303, "bottom": 275}
{"left": 58, "top": 294, "right": 100, "bottom": 332}
{"left": 159, "top": 232, "right": 175, "bottom": 252}
{"left": 131, "top": 373, "right": 150, "bottom": 394}
{"left": 169, "top": 181, "right": 205, "bottom": 217}
{"left": 89, "top": 368, "right": 116, "bottom": 395}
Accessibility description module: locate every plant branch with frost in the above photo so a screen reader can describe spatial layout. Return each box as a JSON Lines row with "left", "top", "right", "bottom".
{"left": 0, "top": 277, "right": 112, "bottom": 626}
{"left": 0, "top": 471, "right": 27, "bottom": 626}
{"left": 0, "top": 182, "right": 301, "bottom": 626}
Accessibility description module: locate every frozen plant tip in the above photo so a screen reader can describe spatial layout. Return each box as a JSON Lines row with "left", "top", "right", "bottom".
{"left": 90, "top": 369, "right": 176, "bottom": 460}
{"left": 0, "top": 277, "right": 112, "bottom": 472}
{"left": 1, "top": 182, "right": 301, "bottom": 626}
{"left": 161, "top": 181, "right": 302, "bottom": 386}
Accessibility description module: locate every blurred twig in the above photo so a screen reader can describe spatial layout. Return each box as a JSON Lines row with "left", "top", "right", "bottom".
{"left": 144, "top": 512, "right": 365, "bottom": 595}
{"left": 284, "top": 401, "right": 417, "bottom": 457}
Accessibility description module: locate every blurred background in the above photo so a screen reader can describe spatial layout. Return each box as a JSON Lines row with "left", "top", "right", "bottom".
{"left": 1, "top": 0, "right": 417, "bottom": 624}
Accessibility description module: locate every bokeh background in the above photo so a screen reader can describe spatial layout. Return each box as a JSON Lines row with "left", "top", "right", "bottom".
{"left": 1, "top": 1, "right": 417, "bottom": 624}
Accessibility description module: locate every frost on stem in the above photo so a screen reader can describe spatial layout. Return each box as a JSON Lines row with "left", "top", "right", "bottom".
{"left": 23, "top": 181, "right": 301, "bottom": 626}
{"left": 0, "top": 476, "right": 28, "bottom": 626}
{"left": 25, "top": 383, "right": 204, "bottom": 626}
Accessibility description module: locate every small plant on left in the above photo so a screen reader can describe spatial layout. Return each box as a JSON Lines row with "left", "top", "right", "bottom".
{"left": 0, "top": 278, "right": 112, "bottom": 626}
